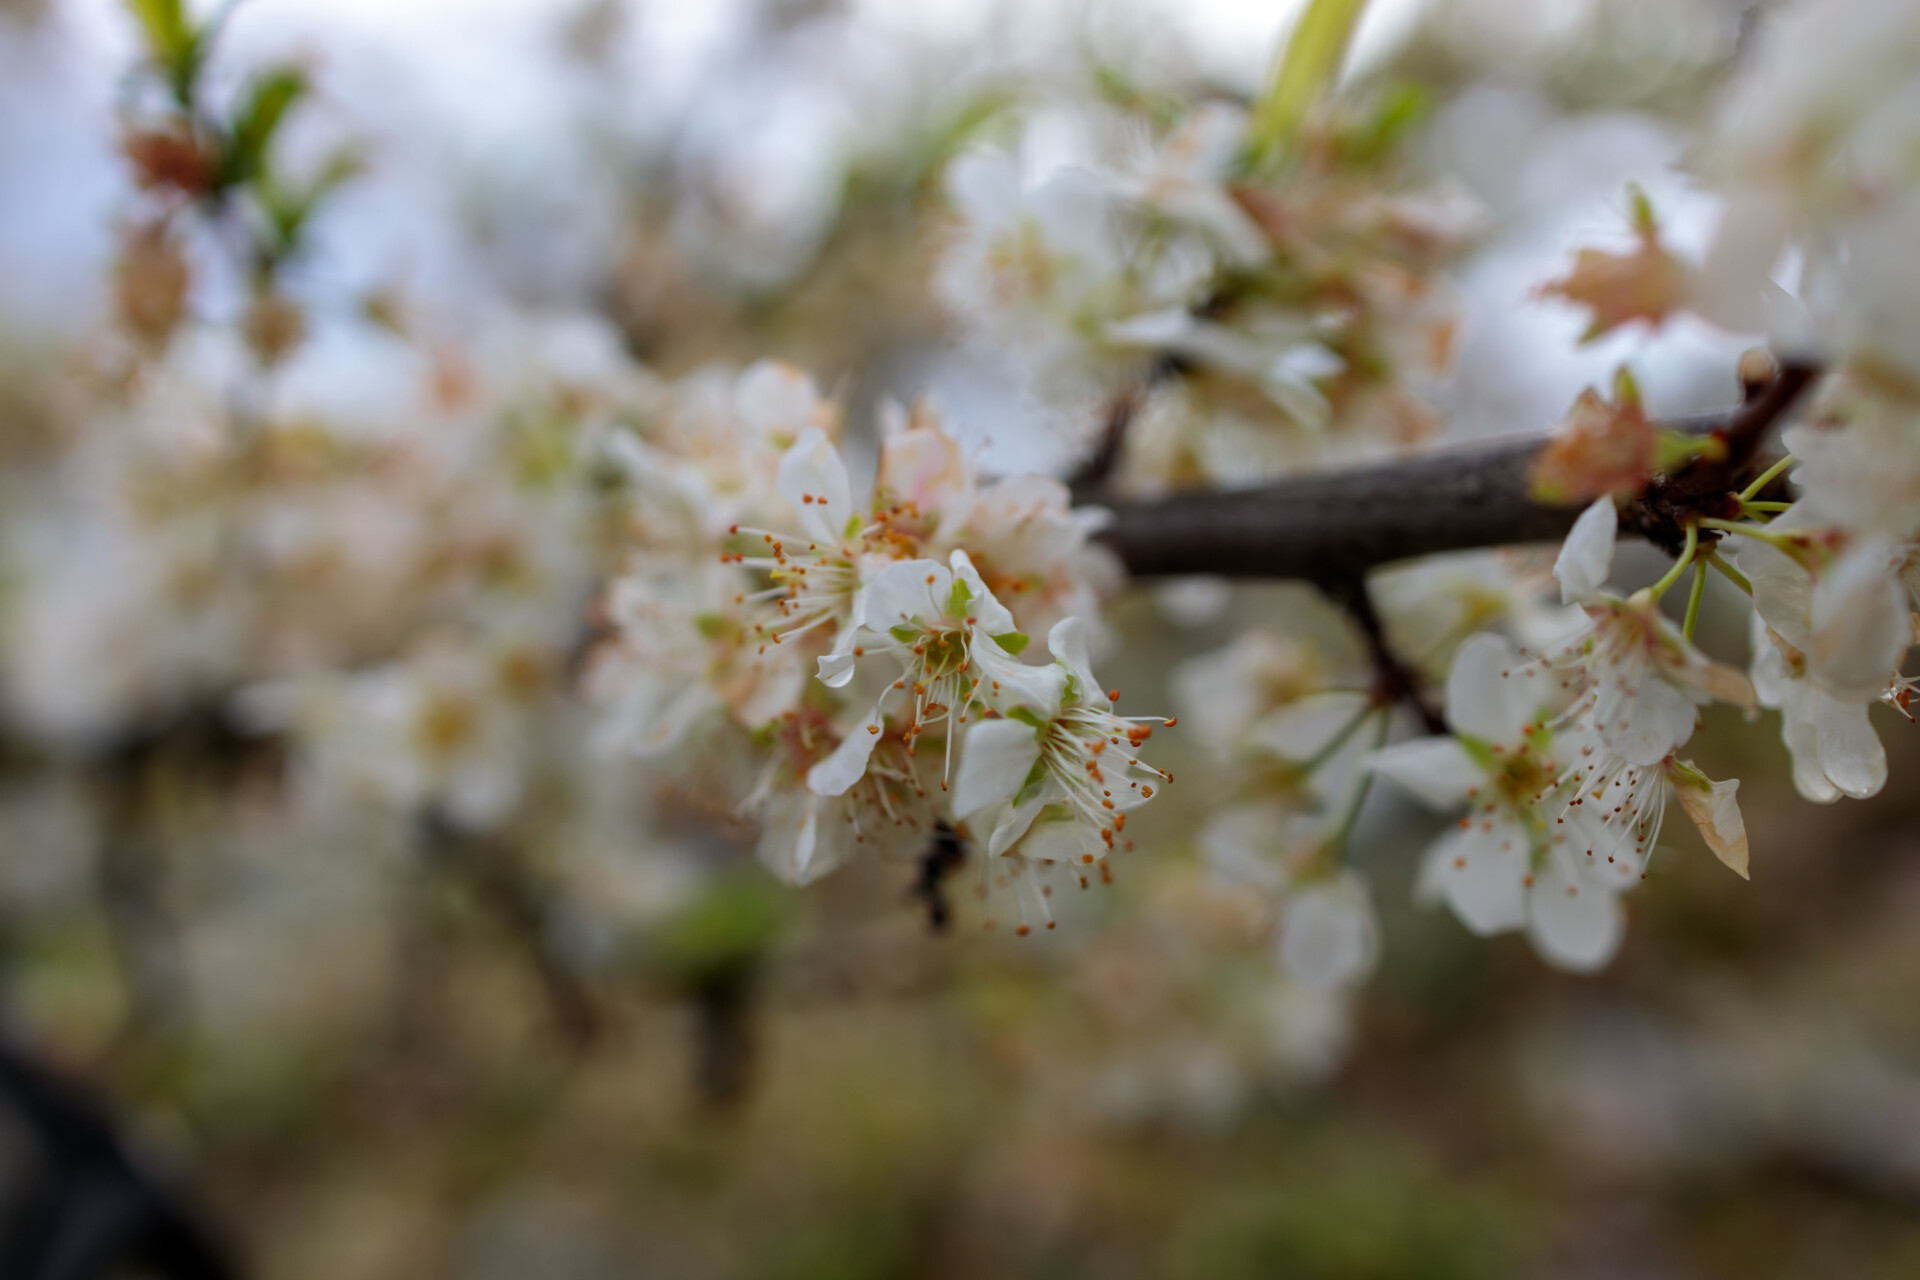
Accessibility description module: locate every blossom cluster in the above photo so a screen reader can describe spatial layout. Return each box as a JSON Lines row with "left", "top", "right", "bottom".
{"left": 7, "top": 0, "right": 1920, "bottom": 1135}
{"left": 584, "top": 368, "right": 1166, "bottom": 930}
{"left": 938, "top": 94, "right": 1480, "bottom": 490}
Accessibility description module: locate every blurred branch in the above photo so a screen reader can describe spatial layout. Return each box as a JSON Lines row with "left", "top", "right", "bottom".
{"left": 1068, "top": 356, "right": 1177, "bottom": 501}
{"left": 1096, "top": 363, "right": 1819, "bottom": 580}
{"left": 417, "top": 815, "right": 602, "bottom": 1053}
{"left": 0, "top": 1035, "right": 236, "bottom": 1280}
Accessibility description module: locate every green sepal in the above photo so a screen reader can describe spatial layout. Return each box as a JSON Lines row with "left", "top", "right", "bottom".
{"left": 1666, "top": 758, "right": 1711, "bottom": 792}
{"left": 945, "top": 575, "right": 973, "bottom": 619}
{"left": 1006, "top": 706, "right": 1050, "bottom": 734}
{"left": 1012, "top": 761, "right": 1050, "bottom": 809}
{"left": 1652, "top": 428, "right": 1726, "bottom": 475}
{"left": 991, "top": 631, "right": 1030, "bottom": 656}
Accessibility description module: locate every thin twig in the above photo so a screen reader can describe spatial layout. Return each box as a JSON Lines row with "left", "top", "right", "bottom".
{"left": 1328, "top": 576, "right": 1446, "bottom": 735}
{"left": 1067, "top": 356, "right": 1178, "bottom": 502}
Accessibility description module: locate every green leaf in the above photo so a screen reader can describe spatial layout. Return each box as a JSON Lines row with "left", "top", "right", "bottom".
{"left": 255, "top": 146, "right": 364, "bottom": 256}
{"left": 1248, "top": 0, "right": 1371, "bottom": 166}
{"left": 127, "top": 0, "right": 191, "bottom": 64}
{"left": 990, "top": 631, "right": 1029, "bottom": 656}
{"left": 222, "top": 68, "right": 308, "bottom": 190}
{"left": 126, "top": 0, "right": 202, "bottom": 105}
{"left": 1341, "top": 83, "right": 1429, "bottom": 166}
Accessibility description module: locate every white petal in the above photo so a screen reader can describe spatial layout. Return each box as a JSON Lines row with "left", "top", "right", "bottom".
{"left": 1445, "top": 631, "right": 1548, "bottom": 745}
{"left": 1245, "top": 690, "right": 1371, "bottom": 763}
{"left": 863, "top": 558, "right": 949, "bottom": 631}
{"left": 1526, "top": 855, "right": 1624, "bottom": 972}
{"left": 1669, "top": 766, "right": 1749, "bottom": 879}
{"left": 1739, "top": 538, "right": 1815, "bottom": 652}
{"left": 777, "top": 426, "right": 855, "bottom": 546}
{"left": 815, "top": 587, "right": 868, "bottom": 688}
{"left": 1197, "top": 803, "right": 1291, "bottom": 893}
{"left": 1105, "top": 307, "right": 1196, "bottom": 348}
{"left": 1423, "top": 821, "right": 1528, "bottom": 936}
{"left": 1814, "top": 693, "right": 1887, "bottom": 799}
{"left": 1808, "top": 541, "right": 1909, "bottom": 703}
{"left": 987, "top": 786, "right": 1049, "bottom": 858}
{"left": 755, "top": 789, "right": 852, "bottom": 886}
{"left": 1777, "top": 682, "right": 1841, "bottom": 804}
{"left": 952, "top": 719, "right": 1043, "bottom": 819}
{"left": 736, "top": 361, "right": 823, "bottom": 438}
{"left": 1596, "top": 663, "right": 1698, "bottom": 765}
{"left": 1046, "top": 616, "right": 1106, "bottom": 708}
{"left": 943, "top": 149, "right": 1018, "bottom": 226}
{"left": 1278, "top": 873, "right": 1380, "bottom": 992}
{"left": 1367, "top": 737, "right": 1482, "bottom": 809}
{"left": 948, "top": 548, "right": 1017, "bottom": 635}
{"left": 599, "top": 679, "right": 714, "bottom": 758}
{"left": 1554, "top": 498, "right": 1617, "bottom": 604}
{"left": 973, "top": 633, "right": 1066, "bottom": 720}
{"left": 1748, "top": 616, "right": 1796, "bottom": 709}
{"left": 806, "top": 721, "right": 884, "bottom": 796}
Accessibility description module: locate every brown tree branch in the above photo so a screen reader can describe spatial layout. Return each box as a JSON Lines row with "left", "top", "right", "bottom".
{"left": 1094, "top": 364, "right": 1819, "bottom": 579}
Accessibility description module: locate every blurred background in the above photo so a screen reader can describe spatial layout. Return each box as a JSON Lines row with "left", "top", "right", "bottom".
{"left": 5, "top": 0, "right": 1920, "bottom": 1277}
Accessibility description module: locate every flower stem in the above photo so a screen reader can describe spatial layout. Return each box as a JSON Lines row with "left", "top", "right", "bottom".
{"left": 1739, "top": 454, "right": 1796, "bottom": 502}
{"left": 1697, "top": 517, "right": 1805, "bottom": 554}
{"left": 1707, "top": 551, "right": 1752, "bottom": 595}
{"left": 1330, "top": 708, "right": 1393, "bottom": 858}
{"left": 1297, "top": 699, "right": 1381, "bottom": 778}
{"left": 1647, "top": 522, "right": 1699, "bottom": 601}
{"left": 1682, "top": 560, "right": 1708, "bottom": 640}
{"left": 1248, "top": 0, "right": 1371, "bottom": 164}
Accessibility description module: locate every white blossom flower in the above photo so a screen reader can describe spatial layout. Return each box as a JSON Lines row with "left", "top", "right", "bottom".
{"left": 1550, "top": 498, "right": 1754, "bottom": 766}
{"left": 588, "top": 562, "right": 798, "bottom": 756}
{"left": 1371, "top": 632, "right": 1635, "bottom": 970}
{"left": 951, "top": 616, "right": 1171, "bottom": 865}
{"left": 805, "top": 550, "right": 1026, "bottom": 796}
{"left": 1739, "top": 521, "right": 1912, "bottom": 708}
{"left": 726, "top": 426, "right": 870, "bottom": 669}
{"left": 1783, "top": 398, "right": 1920, "bottom": 543}
{"left": 744, "top": 708, "right": 934, "bottom": 886}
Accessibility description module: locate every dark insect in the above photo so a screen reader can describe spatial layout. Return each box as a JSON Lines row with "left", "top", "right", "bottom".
{"left": 910, "top": 822, "right": 968, "bottom": 933}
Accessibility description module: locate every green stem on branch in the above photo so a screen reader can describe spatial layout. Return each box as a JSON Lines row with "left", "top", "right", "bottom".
{"left": 1249, "top": 0, "right": 1370, "bottom": 164}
